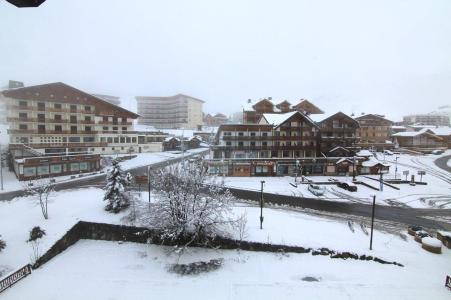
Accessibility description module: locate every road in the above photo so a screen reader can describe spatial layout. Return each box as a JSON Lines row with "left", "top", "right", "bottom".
{"left": 1, "top": 149, "right": 450, "bottom": 230}
{"left": 434, "top": 154, "right": 451, "bottom": 173}
{"left": 225, "top": 187, "right": 451, "bottom": 231}
{"left": 0, "top": 150, "right": 208, "bottom": 201}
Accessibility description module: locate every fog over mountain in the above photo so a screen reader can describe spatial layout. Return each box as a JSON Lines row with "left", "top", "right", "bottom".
{"left": 1, "top": 0, "right": 451, "bottom": 121}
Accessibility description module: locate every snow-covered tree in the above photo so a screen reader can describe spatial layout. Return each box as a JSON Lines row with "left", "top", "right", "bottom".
{"left": 103, "top": 160, "right": 131, "bottom": 213}
{"left": 0, "top": 235, "right": 6, "bottom": 252}
{"left": 146, "top": 160, "right": 238, "bottom": 248}
{"left": 24, "top": 179, "right": 54, "bottom": 220}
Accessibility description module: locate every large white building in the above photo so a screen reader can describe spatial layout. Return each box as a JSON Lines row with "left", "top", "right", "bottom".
{"left": 136, "top": 94, "right": 204, "bottom": 129}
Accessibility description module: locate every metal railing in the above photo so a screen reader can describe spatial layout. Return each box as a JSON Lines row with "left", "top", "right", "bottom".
{"left": 0, "top": 264, "right": 32, "bottom": 294}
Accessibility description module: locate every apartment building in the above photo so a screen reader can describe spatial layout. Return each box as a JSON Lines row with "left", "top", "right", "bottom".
{"left": 242, "top": 98, "right": 323, "bottom": 124}
{"left": 354, "top": 114, "right": 394, "bottom": 150}
{"left": 136, "top": 94, "right": 204, "bottom": 129}
{"left": 310, "top": 112, "right": 360, "bottom": 155}
{"left": 1, "top": 82, "right": 166, "bottom": 180}
{"left": 403, "top": 113, "right": 450, "bottom": 126}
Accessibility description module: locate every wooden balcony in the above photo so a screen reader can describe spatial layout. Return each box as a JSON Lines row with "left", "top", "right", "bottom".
{"left": 8, "top": 129, "right": 97, "bottom": 135}
{"left": 98, "top": 121, "right": 132, "bottom": 126}
{"left": 9, "top": 142, "right": 108, "bottom": 150}
{"left": 212, "top": 145, "right": 317, "bottom": 151}
{"left": 222, "top": 135, "right": 317, "bottom": 141}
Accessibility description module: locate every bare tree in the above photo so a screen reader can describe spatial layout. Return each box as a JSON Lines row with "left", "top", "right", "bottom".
{"left": 236, "top": 212, "right": 248, "bottom": 245}
{"left": 27, "top": 226, "right": 46, "bottom": 264}
{"left": 24, "top": 179, "right": 54, "bottom": 220}
{"left": 145, "top": 160, "right": 238, "bottom": 249}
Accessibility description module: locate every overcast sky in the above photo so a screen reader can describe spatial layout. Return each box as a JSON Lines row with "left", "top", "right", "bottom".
{"left": 1, "top": 0, "right": 450, "bottom": 121}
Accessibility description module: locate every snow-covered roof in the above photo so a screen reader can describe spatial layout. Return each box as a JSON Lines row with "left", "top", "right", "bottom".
{"left": 190, "top": 135, "right": 202, "bottom": 141}
{"left": 356, "top": 150, "right": 373, "bottom": 157}
{"left": 328, "top": 146, "right": 350, "bottom": 153}
{"left": 335, "top": 158, "right": 353, "bottom": 164}
{"left": 260, "top": 111, "right": 298, "bottom": 127}
{"left": 133, "top": 124, "right": 159, "bottom": 132}
{"left": 164, "top": 136, "right": 180, "bottom": 142}
{"left": 361, "top": 157, "right": 390, "bottom": 167}
{"left": 392, "top": 128, "right": 434, "bottom": 137}
{"left": 430, "top": 127, "right": 451, "bottom": 136}
{"left": 391, "top": 125, "right": 406, "bottom": 129}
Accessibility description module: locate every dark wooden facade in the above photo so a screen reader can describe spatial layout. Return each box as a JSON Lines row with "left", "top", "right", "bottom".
{"left": 317, "top": 112, "right": 359, "bottom": 155}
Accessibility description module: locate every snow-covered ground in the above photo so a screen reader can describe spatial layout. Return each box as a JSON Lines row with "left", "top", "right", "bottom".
{"left": 219, "top": 151, "right": 451, "bottom": 209}
{"left": 0, "top": 148, "right": 208, "bottom": 193}
{"left": 0, "top": 187, "right": 450, "bottom": 299}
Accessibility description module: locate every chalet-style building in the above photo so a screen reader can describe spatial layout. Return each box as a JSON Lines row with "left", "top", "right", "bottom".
{"left": 310, "top": 112, "right": 360, "bottom": 155}
{"left": 430, "top": 127, "right": 451, "bottom": 148}
{"left": 1, "top": 82, "right": 167, "bottom": 180}
{"left": 242, "top": 98, "right": 323, "bottom": 124}
{"left": 203, "top": 113, "right": 228, "bottom": 126}
{"left": 354, "top": 114, "right": 394, "bottom": 150}
{"left": 163, "top": 136, "right": 203, "bottom": 151}
{"left": 392, "top": 129, "right": 445, "bottom": 151}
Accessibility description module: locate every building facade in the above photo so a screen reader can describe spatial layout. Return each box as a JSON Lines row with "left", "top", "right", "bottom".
{"left": 354, "top": 114, "right": 394, "bottom": 150}
{"left": 310, "top": 112, "right": 359, "bottom": 155}
{"left": 392, "top": 129, "right": 445, "bottom": 151}
{"left": 136, "top": 94, "right": 204, "bottom": 129}
{"left": 403, "top": 113, "right": 450, "bottom": 126}
{"left": 1, "top": 82, "right": 167, "bottom": 180}
{"left": 203, "top": 113, "right": 228, "bottom": 126}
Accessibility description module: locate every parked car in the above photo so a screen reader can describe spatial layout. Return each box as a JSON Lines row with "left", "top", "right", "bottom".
{"left": 308, "top": 184, "right": 326, "bottom": 196}
{"left": 431, "top": 149, "right": 444, "bottom": 155}
{"left": 337, "top": 181, "right": 358, "bottom": 192}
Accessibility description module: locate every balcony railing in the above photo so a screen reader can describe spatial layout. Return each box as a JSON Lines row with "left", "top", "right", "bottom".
{"left": 8, "top": 129, "right": 97, "bottom": 135}
{"left": 222, "top": 135, "right": 317, "bottom": 141}
{"left": 212, "top": 145, "right": 317, "bottom": 151}
{"left": 9, "top": 142, "right": 108, "bottom": 149}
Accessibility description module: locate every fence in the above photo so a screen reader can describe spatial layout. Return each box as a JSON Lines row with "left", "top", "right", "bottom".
{"left": 0, "top": 264, "right": 32, "bottom": 294}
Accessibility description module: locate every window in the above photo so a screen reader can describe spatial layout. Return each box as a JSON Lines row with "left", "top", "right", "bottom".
{"left": 70, "top": 104, "right": 77, "bottom": 111}
{"left": 70, "top": 115, "right": 77, "bottom": 123}
{"left": 103, "top": 126, "right": 108, "bottom": 131}
{"left": 37, "top": 113, "right": 45, "bottom": 122}
{"left": 37, "top": 102, "right": 45, "bottom": 110}
{"left": 126, "top": 137, "right": 131, "bottom": 143}
{"left": 107, "top": 137, "right": 113, "bottom": 143}
{"left": 55, "top": 125, "right": 62, "bottom": 132}
{"left": 238, "top": 132, "right": 244, "bottom": 136}
{"left": 69, "top": 137, "right": 80, "bottom": 142}
{"left": 250, "top": 132, "right": 256, "bottom": 136}
{"left": 120, "top": 137, "right": 125, "bottom": 143}
{"left": 70, "top": 126, "right": 77, "bottom": 134}
{"left": 84, "top": 106, "right": 91, "bottom": 112}
{"left": 54, "top": 114, "right": 62, "bottom": 121}
{"left": 262, "top": 132, "right": 268, "bottom": 137}
{"left": 85, "top": 126, "right": 92, "bottom": 132}
{"left": 19, "top": 100, "right": 27, "bottom": 107}
{"left": 23, "top": 167, "right": 36, "bottom": 177}
{"left": 38, "top": 125, "right": 46, "bottom": 133}
{"left": 238, "top": 142, "right": 244, "bottom": 146}
{"left": 114, "top": 137, "right": 119, "bottom": 143}
{"left": 122, "top": 127, "right": 127, "bottom": 131}
{"left": 80, "top": 162, "right": 88, "bottom": 170}
{"left": 103, "top": 116, "right": 108, "bottom": 122}
{"left": 83, "top": 137, "right": 94, "bottom": 142}
{"left": 132, "top": 137, "right": 136, "bottom": 143}
{"left": 50, "top": 164, "right": 62, "bottom": 174}
{"left": 37, "top": 165, "right": 49, "bottom": 175}
{"left": 85, "top": 116, "right": 91, "bottom": 122}
{"left": 226, "top": 141, "right": 232, "bottom": 146}
{"left": 113, "top": 127, "right": 118, "bottom": 131}
{"left": 70, "top": 163, "right": 80, "bottom": 171}
{"left": 54, "top": 103, "right": 62, "bottom": 109}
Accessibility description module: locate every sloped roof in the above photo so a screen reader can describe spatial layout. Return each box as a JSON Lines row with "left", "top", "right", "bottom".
{"left": 2, "top": 82, "right": 139, "bottom": 118}
{"left": 354, "top": 113, "right": 393, "bottom": 124}
{"left": 328, "top": 146, "right": 350, "bottom": 153}
{"left": 315, "top": 111, "right": 360, "bottom": 126}
{"left": 361, "top": 157, "right": 390, "bottom": 167}
{"left": 292, "top": 99, "right": 324, "bottom": 114}
{"left": 260, "top": 111, "right": 318, "bottom": 129}
{"left": 392, "top": 128, "right": 434, "bottom": 137}
{"left": 430, "top": 127, "right": 451, "bottom": 136}
{"left": 356, "top": 149, "right": 373, "bottom": 157}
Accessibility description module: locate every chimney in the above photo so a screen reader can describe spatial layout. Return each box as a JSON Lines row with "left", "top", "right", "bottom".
{"left": 247, "top": 99, "right": 252, "bottom": 103}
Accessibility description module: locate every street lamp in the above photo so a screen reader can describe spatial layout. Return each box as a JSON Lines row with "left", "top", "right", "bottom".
{"left": 352, "top": 156, "right": 357, "bottom": 181}
{"left": 370, "top": 194, "right": 376, "bottom": 250}
{"left": 147, "top": 165, "right": 151, "bottom": 203}
{"left": 294, "top": 159, "right": 300, "bottom": 185}
{"left": 260, "top": 180, "right": 265, "bottom": 229}
{"left": 394, "top": 156, "right": 399, "bottom": 179}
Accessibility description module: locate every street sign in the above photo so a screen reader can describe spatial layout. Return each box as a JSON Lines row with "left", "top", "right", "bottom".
{"left": 418, "top": 171, "right": 426, "bottom": 176}
{"left": 135, "top": 175, "right": 148, "bottom": 185}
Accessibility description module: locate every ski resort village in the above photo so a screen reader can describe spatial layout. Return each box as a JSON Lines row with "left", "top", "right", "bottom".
{"left": 1, "top": 1, "right": 451, "bottom": 299}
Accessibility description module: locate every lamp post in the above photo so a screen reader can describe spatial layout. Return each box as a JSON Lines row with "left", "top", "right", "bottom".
{"left": 300, "top": 160, "right": 304, "bottom": 182}
{"left": 260, "top": 180, "right": 265, "bottom": 229}
{"left": 295, "top": 159, "right": 300, "bottom": 185}
{"left": 352, "top": 156, "right": 356, "bottom": 181}
{"left": 394, "top": 156, "right": 399, "bottom": 179}
{"left": 147, "top": 165, "right": 151, "bottom": 204}
{"left": 370, "top": 195, "right": 376, "bottom": 250}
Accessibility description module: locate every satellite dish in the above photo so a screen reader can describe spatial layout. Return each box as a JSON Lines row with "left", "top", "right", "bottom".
{"left": 6, "top": 0, "right": 46, "bottom": 7}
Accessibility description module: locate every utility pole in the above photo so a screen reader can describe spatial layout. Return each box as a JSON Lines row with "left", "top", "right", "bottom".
{"left": 260, "top": 180, "right": 265, "bottom": 229}
{"left": 370, "top": 195, "right": 376, "bottom": 250}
